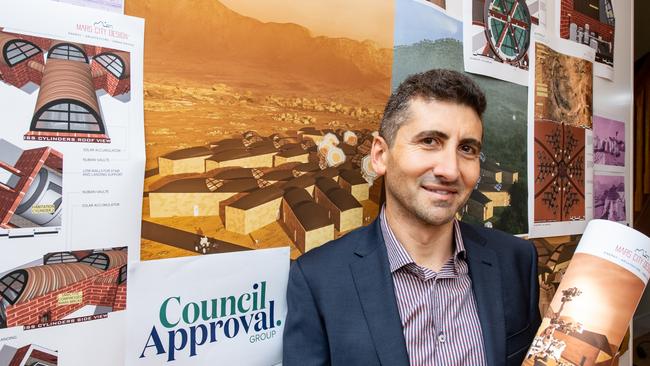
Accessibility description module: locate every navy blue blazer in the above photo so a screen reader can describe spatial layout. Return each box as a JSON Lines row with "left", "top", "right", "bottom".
{"left": 283, "top": 218, "right": 541, "bottom": 366}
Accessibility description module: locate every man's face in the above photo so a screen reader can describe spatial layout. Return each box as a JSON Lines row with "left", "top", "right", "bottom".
{"left": 372, "top": 98, "right": 482, "bottom": 226}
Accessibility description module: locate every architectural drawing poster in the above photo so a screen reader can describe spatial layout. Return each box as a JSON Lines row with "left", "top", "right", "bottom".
{"left": 0, "top": 1, "right": 144, "bottom": 365}
{"left": 555, "top": 0, "right": 615, "bottom": 80}
{"left": 127, "top": 0, "right": 395, "bottom": 261}
{"left": 527, "top": 36, "right": 595, "bottom": 238}
{"left": 462, "top": 0, "right": 545, "bottom": 85}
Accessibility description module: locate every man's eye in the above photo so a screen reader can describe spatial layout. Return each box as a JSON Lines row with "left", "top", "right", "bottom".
{"left": 422, "top": 137, "right": 436, "bottom": 145}
{"left": 460, "top": 145, "right": 478, "bottom": 155}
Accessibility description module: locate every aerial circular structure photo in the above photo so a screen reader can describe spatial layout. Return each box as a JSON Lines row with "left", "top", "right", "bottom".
{"left": 483, "top": 0, "right": 531, "bottom": 64}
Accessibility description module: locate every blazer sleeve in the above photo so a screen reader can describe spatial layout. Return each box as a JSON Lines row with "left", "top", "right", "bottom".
{"left": 528, "top": 241, "right": 542, "bottom": 332}
{"left": 283, "top": 259, "right": 331, "bottom": 366}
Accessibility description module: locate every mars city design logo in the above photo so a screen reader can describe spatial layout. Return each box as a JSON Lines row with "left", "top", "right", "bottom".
{"left": 75, "top": 20, "right": 128, "bottom": 40}
{"left": 635, "top": 248, "right": 650, "bottom": 261}
{"left": 139, "top": 282, "right": 281, "bottom": 362}
{"left": 615, "top": 245, "right": 650, "bottom": 275}
{"left": 93, "top": 20, "right": 114, "bottom": 29}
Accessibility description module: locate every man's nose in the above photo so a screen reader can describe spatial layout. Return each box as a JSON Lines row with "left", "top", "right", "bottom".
{"left": 431, "top": 146, "right": 460, "bottom": 182}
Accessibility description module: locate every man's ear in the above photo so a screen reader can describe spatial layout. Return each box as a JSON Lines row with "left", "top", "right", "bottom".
{"left": 370, "top": 135, "right": 389, "bottom": 177}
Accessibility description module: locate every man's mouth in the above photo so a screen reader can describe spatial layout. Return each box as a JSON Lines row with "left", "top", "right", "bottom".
{"left": 421, "top": 185, "right": 458, "bottom": 197}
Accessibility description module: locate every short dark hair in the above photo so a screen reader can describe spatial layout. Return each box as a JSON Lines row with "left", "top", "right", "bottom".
{"left": 379, "top": 69, "right": 487, "bottom": 146}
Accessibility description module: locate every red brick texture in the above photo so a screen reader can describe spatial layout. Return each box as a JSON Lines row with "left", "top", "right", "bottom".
{"left": 29, "top": 348, "right": 58, "bottom": 364}
{"left": 44, "top": 149, "right": 63, "bottom": 172}
{"left": 0, "top": 55, "right": 44, "bottom": 88}
{"left": 560, "top": 0, "right": 614, "bottom": 42}
{"left": 114, "top": 283, "right": 127, "bottom": 311}
{"left": 5, "top": 266, "right": 125, "bottom": 327}
{"left": 0, "top": 148, "right": 50, "bottom": 227}
{"left": 8, "top": 345, "right": 29, "bottom": 366}
{"left": 91, "top": 61, "right": 130, "bottom": 96}
{"left": 8, "top": 345, "right": 57, "bottom": 366}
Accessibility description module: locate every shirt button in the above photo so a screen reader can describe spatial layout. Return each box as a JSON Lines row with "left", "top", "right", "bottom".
{"left": 438, "top": 333, "right": 446, "bottom": 343}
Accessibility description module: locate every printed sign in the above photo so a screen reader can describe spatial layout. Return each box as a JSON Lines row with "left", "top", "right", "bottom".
{"left": 125, "top": 247, "right": 289, "bottom": 366}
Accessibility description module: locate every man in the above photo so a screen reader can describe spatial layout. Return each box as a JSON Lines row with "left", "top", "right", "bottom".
{"left": 283, "top": 69, "right": 540, "bottom": 366}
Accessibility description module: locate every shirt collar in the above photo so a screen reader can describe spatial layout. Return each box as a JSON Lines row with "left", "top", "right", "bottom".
{"left": 379, "top": 206, "right": 466, "bottom": 274}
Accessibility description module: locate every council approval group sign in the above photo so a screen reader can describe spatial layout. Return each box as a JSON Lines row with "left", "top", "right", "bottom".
{"left": 125, "top": 247, "right": 289, "bottom": 366}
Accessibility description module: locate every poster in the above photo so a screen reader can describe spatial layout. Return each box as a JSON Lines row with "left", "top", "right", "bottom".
{"left": 525, "top": 220, "right": 649, "bottom": 365}
{"left": 53, "top": 0, "right": 124, "bottom": 13}
{"left": 592, "top": 115, "right": 627, "bottom": 225}
{"left": 0, "top": 1, "right": 144, "bottom": 364}
{"left": 393, "top": 0, "right": 529, "bottom": 235}
{"left": 405, "top": 0, "right": 462, "bottom": 18}
{"left": 527, "top": 37, "right": 595, "bottom": 238}
{"left": 127, "top": 0, "right": 394, "bottom": 261}
{"left": 593, "top": 173, "right": 625, "bottom": 222}
{"left": 593, "top": 116, "right": 625, "bottom": 170}
{"left": 462, "top": 0, "right": 545, "bottom": 85}
{"left": 125, "top": 247, "right": 289, "bottom": 366}
{"left": 555, "top": 0, "right": 615, "bottom": 80}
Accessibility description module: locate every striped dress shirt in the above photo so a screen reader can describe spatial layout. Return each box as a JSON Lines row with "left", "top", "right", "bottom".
{"left": 380, "top": 210, "right": 488, "bottom": 366}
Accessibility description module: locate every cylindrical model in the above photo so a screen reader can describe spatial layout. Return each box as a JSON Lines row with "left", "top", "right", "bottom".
{"left": 15, "top": 165, "right": 63, "bottom": 226}
{"left": 523, "top": 220, "right": 650, "bottom": 365}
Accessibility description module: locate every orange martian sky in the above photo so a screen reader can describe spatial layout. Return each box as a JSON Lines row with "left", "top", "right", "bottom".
{"left": 219, "top": 0, "right": 394, "bottom": 48}
{"left": 549, "top": 253, "right": 644, "bottom": 347}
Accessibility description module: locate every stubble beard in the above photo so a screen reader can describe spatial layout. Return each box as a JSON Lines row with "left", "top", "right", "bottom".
{"left": 385, "top": 173, "right": 465, "bottom": 227}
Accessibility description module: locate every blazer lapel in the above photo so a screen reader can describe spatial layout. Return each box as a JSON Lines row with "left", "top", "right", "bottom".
{"left": 350, "top": 220, "right": 409, "bottom": 366}
{"left": 460, "top": 222, "right": 506, "bottom": 366}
